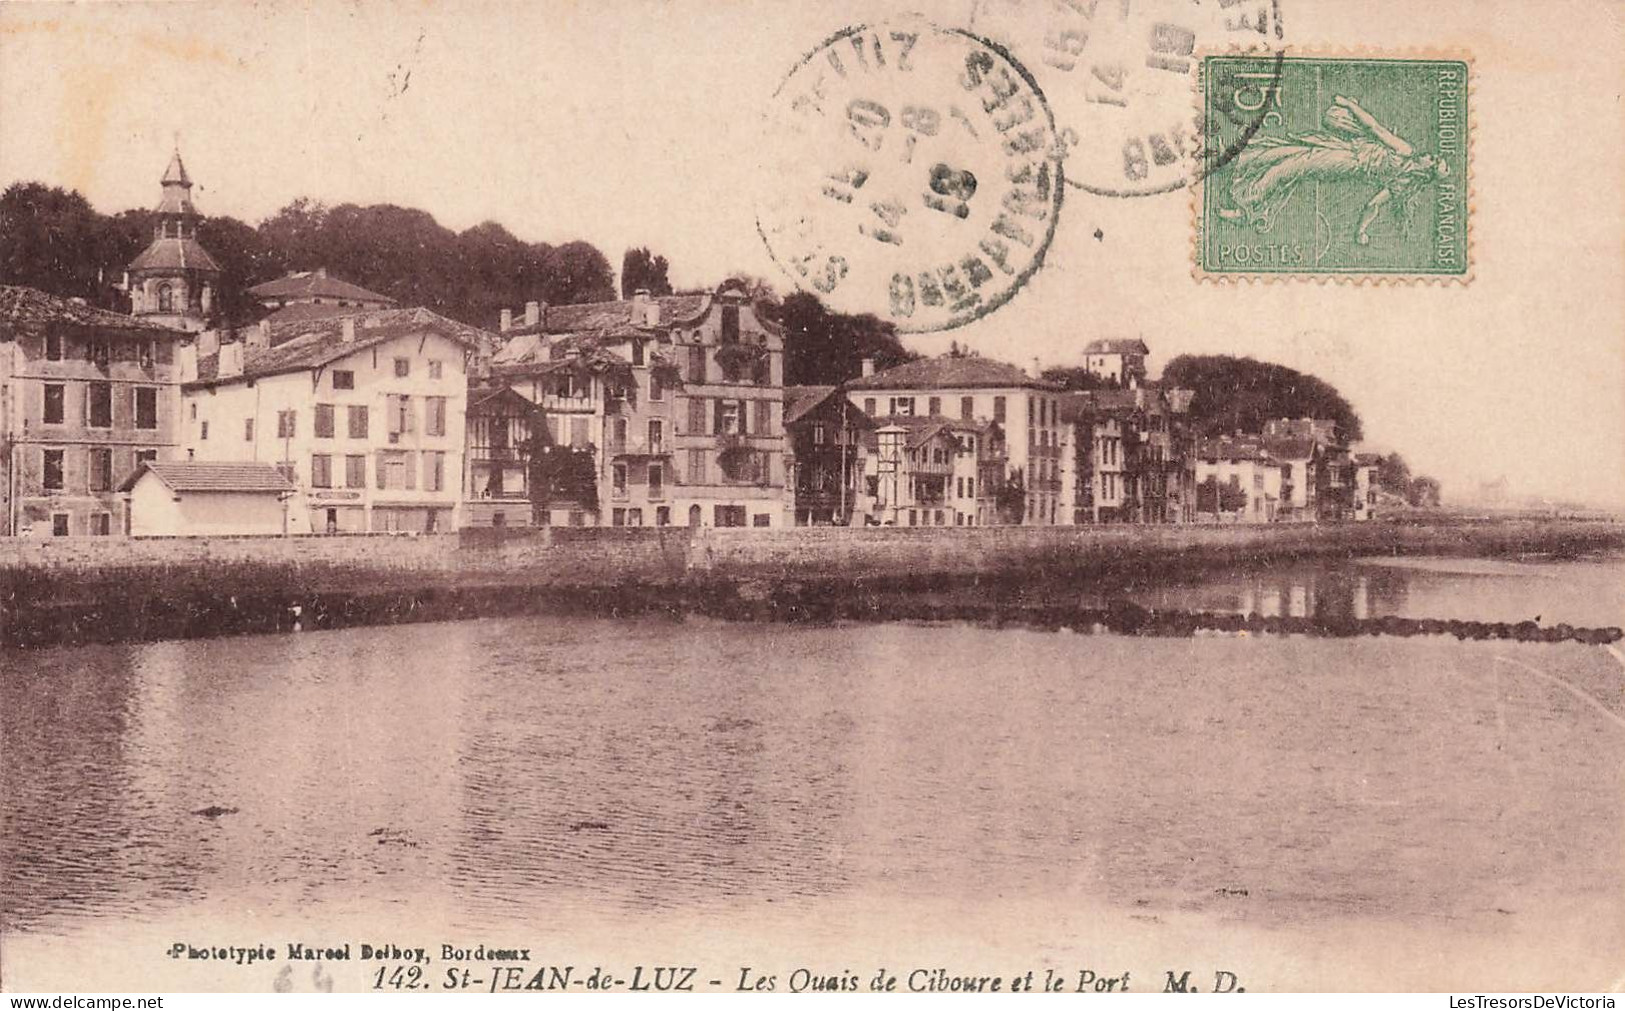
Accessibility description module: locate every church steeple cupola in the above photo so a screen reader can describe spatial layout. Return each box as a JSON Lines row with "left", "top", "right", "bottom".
{"left": 127, "top": 145, "right": 220, "bottom": 332}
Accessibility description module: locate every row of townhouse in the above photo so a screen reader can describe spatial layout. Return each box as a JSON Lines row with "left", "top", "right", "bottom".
{"left": 1, "top": 279, "right": 1379, "bottom": 537}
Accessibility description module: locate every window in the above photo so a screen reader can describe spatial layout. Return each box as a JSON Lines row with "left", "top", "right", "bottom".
{"left": 864, "top": 397, "right": 877, "bottom": 416}
{"left": 891, "top": 396, "right": 914, "bottom": 417}
{"left": 656, "top": 506, "right": 670, "bottom": 526}
{"left": 754, "top": 400, "right": 771, "bottom": 435}
{"left": 346, "top": 454, "right": 366, "bottom": 488}
{"left": 315, "top": 404, "right": 336, "bottom": 438}
{"left": 649, "top": 462, "right": 664, "bottom": 498}
{"left": 200, "top": 421, "right": 209, "bottom": 441}
{"left": 244, "top": 417, "right": 254, "bottom": 441}
{"left": 928, "top": 396, "right": 941, "bottom": 416}
{"left": 612, "top": 508, "right": 626, "bottom": 527}
{"left": 424, "top": 451, "right": 445, "bottom": 492}
{"left": 89, "top": 449, "right": 113, "bottom": 492}
{"left": 139, "top": 341, "right": 156, "bottom": 369}
{"left": 812, "top": 423, "right": 827, "bottom": 445}
{"left": 687, "top": 448, "right": 707, "bottom": 484}
{"left": 376, "top": 450, "right": 410, "bottom": 490}
{"left": 612, "top": 462, "right": 628, "bottom": 497}
{"left": 649, "top": 372, "right": 664, "bottom": 401}
{"left": 91, "top": 513, "right": 111, "bottom": 536}
{"left": 962, "top": 396, "right": 974, "bottom": 419}
{"left": 135, "top": 449, "right": 157, "bottom": 468}
{"left": 687, "top": 397, "right": 707, "bottom": 434}
{"left": 715, "top": 504, "right": 746, "bottom": 527}
{"left": 569, "top": 511, "right": 585, "bottom": 527}
{"left": 394, "top": 357, "right": 410, "bottom": 378}
{"left": 348, "top": 405, "right": 369, "bottom": 439}
{"left": 569, "top": 417, "right": 589, "bottom": 448}
{"left": 627, "top": 508, "right": 643, "bottom": 527}
{"left": 276, "top": 410, "right": 297, "bottom": 438}
{"left": 43, "top": 383, "right": 64, "bottom": 424}
{"left": 45, "top": 332, "right": 63, "bottom": 361}
{"left": 190, "top": 402, "right": 197, "bottom": 421}
{"left": 1028, "top": 397, "right": 1035, "bottom": 423}
{"left": 157, "top": 285, "right": 174, "bottom": 312}
{"left": 52, "top": 513, "right": 69, "bottom": 537}
{"left": 427, "top": 360, "right": 443, "bottom": 380}
{"left": 993, "top": 396, "right": 1007, "bottom": 423}
{"left": 721, "top": 305, "right": 740, "bottom": 343}
{"left": 426, "top": 397, "right": 447, "bottom": 437}
{"left": 43, "top": 449, "right": 64, "bottom": 491}
{"left": 631, "top": 340, "right": 645, "bottom": 366}
{"left": 132, "top": 387, "right": 158, "bottom": 430}
{"left": 388, "top": 395, "right": 414, "bottom": 437}
{"left": 688, "top": 345, "right": 707, "bottom": 383}
{"left": 648, "top": 419, "right": 664, "bottom": 452}
{"left": 716, "top": 399, "right": 742, "bottom": 435}
{"left": 311, "top": 454, "right": 333, "bottom": 488}
{"left": 87, "top": 382, "right": 112, "bottom": 428}
{"left": 332, "top": 369, "right": 355, "bottom": 390}
{"left": 753, "top": 513, "right": 771, "bottom": 528}
{"left": 87, "top": 339, "right": 110, "bottom": 368}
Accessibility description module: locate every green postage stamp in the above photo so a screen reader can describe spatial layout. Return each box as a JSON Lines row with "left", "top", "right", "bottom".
{"left": 1195, "top": 54, "right": 1470, "bottom": 280}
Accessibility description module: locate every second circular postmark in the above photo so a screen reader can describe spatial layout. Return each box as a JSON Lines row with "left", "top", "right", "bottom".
{"left": 755, "top": 18, "right": 1066, "bottom": 334}
{"left": 969, "top": 0, "right": 1288, "bottom": 198}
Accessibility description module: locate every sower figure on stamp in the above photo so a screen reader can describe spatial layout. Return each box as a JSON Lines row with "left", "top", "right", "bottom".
{"left": 1218, "top": 95, "right": 1449, "bottom": 244}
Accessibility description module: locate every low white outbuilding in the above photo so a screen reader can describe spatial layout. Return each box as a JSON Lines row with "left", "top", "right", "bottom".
{"left": 119, "top": 461, "right": 297, "bottom": 536}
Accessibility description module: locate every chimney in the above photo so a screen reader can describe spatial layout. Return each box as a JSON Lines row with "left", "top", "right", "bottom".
{"left": 218, "top": 340, "right": 244, "bottom": 380}
{"left": 632, "top": 288, "right": 651, "bottom": 325}
{"left": 177, "top": 340, "right": 199, "bottom": 384}
{"left": 341, "top": 317, "right": 356, "bottom": 343}
{"left": 525, "top": 301, "right": 540, "bottom": 326}
{"left": 246, "top": 319, "right": 271, "bottom": 350}
{"left": 315, "top": 266, "right": 328, "bottom": 278}
{"left": 645, "top": 301, "right": 660, "bottom": 327}
{"left": 1031, "top": 357, "right": 1043, "bottom": 380}
{"left": 500, "top": 308, "right": 513, "bottom": 332}
{"left": 861, "top": 357, "right": 875, "bottom": 378}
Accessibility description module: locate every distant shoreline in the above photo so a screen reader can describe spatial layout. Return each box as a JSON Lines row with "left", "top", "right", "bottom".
{"left": 2, "top": 517, "right": 1620, "bottom": 649}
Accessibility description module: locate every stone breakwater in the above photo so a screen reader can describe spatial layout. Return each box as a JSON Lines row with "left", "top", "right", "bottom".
{"left": 0, "top": 519, "right": 1620, "bottom": 648}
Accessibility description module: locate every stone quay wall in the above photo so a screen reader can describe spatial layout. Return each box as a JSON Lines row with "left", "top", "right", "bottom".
{"left": 1, "top": 519, "right": 1619, "bottom": 646}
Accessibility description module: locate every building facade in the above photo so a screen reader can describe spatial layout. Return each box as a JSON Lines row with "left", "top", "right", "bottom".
{"left": 248, "top": 269, "right": 397, "bottom": 327}
{"left": 182, "top": 307, "right": 488, "bottom": 533}
{"left": 784, "top": 385, "right": 873, "bottom": 526}
{"left": 1, "top": 286, "right": 186, "bottom": 536}
{"left": 1195, "top": 436, "right": 1285, "bottom": 523}
{"left": 491, "top": 282, "right": 786, "bottom": 528}
{"left": 847, "top": 356, "right": 1064, "bottom": 525}
{"left": 120, "top": 461, "right": 296, "bottom": 536}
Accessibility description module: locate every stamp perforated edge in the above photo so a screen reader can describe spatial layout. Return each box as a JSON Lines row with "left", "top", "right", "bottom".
{"left": 1189, "top": 46, "right": 1476, "bottom": 286}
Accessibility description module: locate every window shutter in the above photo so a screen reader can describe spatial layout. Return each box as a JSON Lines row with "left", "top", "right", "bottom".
{"left": 713, "top": 399, "right": 724, "bottom": 434}
{"left": 376, "top": 452, "right": 387, "bottom": 490}
{"left": 404, "top": 451, "right": 416, "bottom": 489}
{"left": 387, "top": 396, "right": 401, "bottom": 436}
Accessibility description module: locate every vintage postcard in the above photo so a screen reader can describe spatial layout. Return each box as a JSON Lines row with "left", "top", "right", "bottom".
{"left": 1, "top": 0, "right": 1621, "bottom": 998}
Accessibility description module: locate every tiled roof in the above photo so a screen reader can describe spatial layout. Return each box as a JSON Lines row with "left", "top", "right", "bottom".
{"left": 1073, "top": 388, "right": 1144, "bottom": 413}
{"left": 118, "top": 461, "right": 296, "bottom": 494}
{"left": 191, "top": 306, "right": 494, "bottom": 387}
{"left": 784, "top": 385, "right": 836, "bottom": 426}
{"left": 487, "top": 330, "right": 679, "bottom": 378}
{"left": 503, "top": 294, "right": 711, "bottom": 337}
{"left": 249, "top": 271, "right": 396, "bottom": 305}
{"left": 846, "top": 355, "right": 1059, "bottom": 391}
{"left": 259, "top": 302, "right": 367, "bottom": 326}
{"left": 0, "top": 285, "right": 183, "bottom": 336}
{"left": 128, "top": 237, "right": 221, "bottom": 273}
{"left": 1260, "top": 435, "right": 1318, "bottom": 460}
{"left": 1198, "top": 437, "right": 1271, "bottom": 462}
{"left": 1083, "top": 338, "right": 1149, "bottom": 355}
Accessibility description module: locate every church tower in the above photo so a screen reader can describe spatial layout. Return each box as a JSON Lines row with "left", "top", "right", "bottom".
{"left": 126, "top": 147, "right": 220, "bottom": 332}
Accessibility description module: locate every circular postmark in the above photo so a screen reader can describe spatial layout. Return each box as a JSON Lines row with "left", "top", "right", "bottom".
{"left": 969, "top": 0, "right": 1288, "bottom": 197}
{"left": 755, "top": 19, "right": 1065, "bottom": 333}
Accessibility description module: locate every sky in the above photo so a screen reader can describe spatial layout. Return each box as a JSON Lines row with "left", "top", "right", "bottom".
{"left": 2, "top": 0, "right": 1621, "bottom": 508}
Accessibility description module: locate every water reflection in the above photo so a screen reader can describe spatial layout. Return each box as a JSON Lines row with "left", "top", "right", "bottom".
{"left": 3, "top": 556, "right": 1623, "bottom": 986}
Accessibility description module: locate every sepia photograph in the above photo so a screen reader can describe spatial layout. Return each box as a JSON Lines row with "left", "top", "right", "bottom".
{"left": 1, "top": 0, "right": 1621, "bottom": 997}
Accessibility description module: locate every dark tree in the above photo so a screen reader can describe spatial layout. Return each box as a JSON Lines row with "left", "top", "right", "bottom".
{"left": 1162, "top": 354, "right": 1364, "bottom": 442}
{"left": 1407, "top": 476, "right": 1442, "bottom": 508}
{"left": 620, "top": 247, "right": 673, "bottom": 298}
{"left": 1377, "top": 453, "right": 1414, "bottom": 496}
{"left": 771, "top": 291, "right": 919, "bottom": 385}
{"left": 0, "top": 182, "right": 112, "bottom": 302}
{"left": 1040, "top": 366, "right": 1115, "bottom": 392}
{"left": 1196, "top": 476, "right": 1250, "bottom": 514}
{"left": 544, "top": 241, "right": 617, "bottom": 306}
{"left": 197, "top": 215, "right": 280, "bottom": 324}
